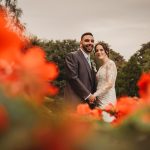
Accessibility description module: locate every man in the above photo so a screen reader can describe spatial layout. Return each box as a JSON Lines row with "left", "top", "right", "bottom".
{"left": 64, "top": 32, "right": 97, "bottom": 109}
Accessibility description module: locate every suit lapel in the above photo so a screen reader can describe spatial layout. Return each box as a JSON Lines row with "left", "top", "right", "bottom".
{"left": 77, "top": 50, "right": 93, "bottom": 83}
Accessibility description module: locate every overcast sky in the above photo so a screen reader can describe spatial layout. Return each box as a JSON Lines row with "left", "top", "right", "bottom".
{"left": 18, "top": 0, "right": 150, "bottom": 60}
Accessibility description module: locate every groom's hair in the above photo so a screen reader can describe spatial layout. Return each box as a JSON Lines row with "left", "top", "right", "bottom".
{"left": 81, "top": 32, "right": 93, "bottom": 40}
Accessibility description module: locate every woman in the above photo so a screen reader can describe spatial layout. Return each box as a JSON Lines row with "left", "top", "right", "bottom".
{"left": 93, "top": 41, "right": 117, "bottom": 122}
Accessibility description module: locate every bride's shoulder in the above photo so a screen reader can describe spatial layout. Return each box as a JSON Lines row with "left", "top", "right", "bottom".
{"left": 106, "top": 59, "right": 117, "bottom": 70}
{"left": 107, "top": 59, "right": 115, "bottom": 65}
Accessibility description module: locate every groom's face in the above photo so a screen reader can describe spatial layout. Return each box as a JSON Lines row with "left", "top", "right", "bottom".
{"left": 80, "top": 35, "right": 94, "bottom": 54}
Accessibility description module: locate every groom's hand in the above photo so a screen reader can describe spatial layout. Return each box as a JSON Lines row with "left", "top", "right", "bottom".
{"left": 88, "top": 95, "right": 96, "bottom": 103}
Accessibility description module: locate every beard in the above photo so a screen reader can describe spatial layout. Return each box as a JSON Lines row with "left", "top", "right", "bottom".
{"left": 82, "top": 44, "right": 94, "bottom": 53}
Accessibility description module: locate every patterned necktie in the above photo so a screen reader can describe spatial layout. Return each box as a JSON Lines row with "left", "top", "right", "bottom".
{"left": 87, "top": 56, "right": 91, "bottom": 68}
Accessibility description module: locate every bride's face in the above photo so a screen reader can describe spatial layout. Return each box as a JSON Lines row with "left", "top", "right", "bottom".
{"left": 95, "top": 45, "right": 107, "bottom": 60}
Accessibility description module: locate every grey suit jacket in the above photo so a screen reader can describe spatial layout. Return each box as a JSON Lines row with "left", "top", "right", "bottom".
{"left": 64, "top": 49, "right": 96, "bottom": 106}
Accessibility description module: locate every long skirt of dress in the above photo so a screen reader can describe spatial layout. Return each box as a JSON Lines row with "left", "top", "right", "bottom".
{"left": 98, "top": 88, "right": 116, "bottom": 123}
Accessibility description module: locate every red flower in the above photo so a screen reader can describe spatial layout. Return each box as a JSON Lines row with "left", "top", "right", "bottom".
{"left": 77, "top": 104, "right": 102, "bottom": 120}
{"left": 137, "top": 72, "right": 150, "bottom": 102}
{"left": 0, "top": 10, "right": 59, "bottom": 104}
{"left": 2, "top": 47, "right": 59, "bottom": 104}
{"left": 141, "top": 113, "right": 150, "bottom": 124}
{"left": 0, "top": 10, "right": 26, "bottom": 60}
{"left": 104, "top": 97, "right": 139, "bottom": 125}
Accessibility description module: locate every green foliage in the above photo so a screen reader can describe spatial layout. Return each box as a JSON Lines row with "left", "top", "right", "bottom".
{"left": 109, "top": 50, "right": 126, "bottom": 70}
{"left": 0, "top": 0, "right": 22, "bottom": 18}
{"left": 142, "top": 48, "right": 150, "bottom": 72}
{"left": 116, "top": 42, "right": 150, "bottom": 97}
{"left": 116, "top": 56, "right": 142, "bottom": 97}
{"left": 135, "top": 42, "right": 150, "bottom": 72}
{"left": 115, "top": 62, "right": 127, "bottom": 97}
{"left": 0, "top": 0, "right": 24, "bottom": 32}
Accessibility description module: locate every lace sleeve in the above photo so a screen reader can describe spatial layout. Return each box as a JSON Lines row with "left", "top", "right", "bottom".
{"left": 93, "top": 61, "right": 117, "bottom": 98}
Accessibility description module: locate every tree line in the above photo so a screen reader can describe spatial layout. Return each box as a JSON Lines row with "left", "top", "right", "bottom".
{"left": 1, "top": 0, "right": 150, "bottom": 98}
{"left": 30, "top": 36, "right": 150, "bottom": 98}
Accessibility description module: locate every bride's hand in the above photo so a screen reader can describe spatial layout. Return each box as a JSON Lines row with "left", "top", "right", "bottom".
{"left": 88, "top": 95, "right": 96, "bottom": 103}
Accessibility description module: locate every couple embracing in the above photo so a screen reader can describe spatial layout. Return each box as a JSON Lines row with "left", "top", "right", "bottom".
{"left": 64, "top": 32, "right": 117, "bottom": 122}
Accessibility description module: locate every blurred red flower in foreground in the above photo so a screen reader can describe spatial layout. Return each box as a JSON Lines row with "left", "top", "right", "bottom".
{"left": 141, "top": 113, "right": 150, "bottom": 124}
{"left": 0, "top": 9, "right": 25, "bottom": 61}
{"left": 3, "top": 47, "right": 59, "bottom": 103}
{"left": 77, "top": 104, "right": 102, "bottom": 120}
{"left": 137, "top": 72, "right": 150, "bottom": 103}
{"left": 0, "top": 9, "right": 59, "bottom": 104}
{"left": 104, "top": 97, "right": 139, "bottom": 125}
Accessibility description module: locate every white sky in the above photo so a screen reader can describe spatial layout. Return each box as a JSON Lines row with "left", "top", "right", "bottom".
{"left": 18, "top": 0, "right": 150, "bottom": 60}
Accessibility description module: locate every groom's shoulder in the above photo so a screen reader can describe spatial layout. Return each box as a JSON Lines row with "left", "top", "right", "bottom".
{"left": 67, "top": 49, "right": 80, "bottom": 56}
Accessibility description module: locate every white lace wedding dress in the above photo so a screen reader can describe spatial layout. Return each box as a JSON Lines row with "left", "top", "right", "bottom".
{"left": 93, "top": 59, "right": 117, "bottom": 122}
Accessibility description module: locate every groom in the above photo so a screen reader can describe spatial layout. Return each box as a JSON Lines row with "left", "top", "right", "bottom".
{"left": 64, "top": 32, "right": 97, "bottom": 109}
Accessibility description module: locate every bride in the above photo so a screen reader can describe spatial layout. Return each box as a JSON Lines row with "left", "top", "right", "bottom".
{"left": 93, "top": 41, "right": 117, "bottom": 122}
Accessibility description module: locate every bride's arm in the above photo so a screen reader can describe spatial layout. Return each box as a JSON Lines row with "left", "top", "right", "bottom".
{"left": 93, "top": 61, "right": 117, "bottom": 98}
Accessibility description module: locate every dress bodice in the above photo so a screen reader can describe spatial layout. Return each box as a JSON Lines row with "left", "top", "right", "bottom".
{"left": 94, "top": 59, "right": 117, "bottom": 109}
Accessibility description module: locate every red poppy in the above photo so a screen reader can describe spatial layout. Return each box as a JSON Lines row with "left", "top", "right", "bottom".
{"left": 0, "top": 10, "right": 26, "bottom": 61}
{"left": 77, "top": 104, "right": 102, "bottom": 120}
{"left": 137, "top": 72, "right": 150, "bottom": 102}
{"left": 0, "top": 10, "right": 59, "bottom": 104}
{"left": 2, "top": 47, "right": 59, "bottom": 104}
{"left": 104, "top": 97, "right": 139, "bottom": 125}
{"left": 141, "top": 113, "right": 150, "bottom": 124}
